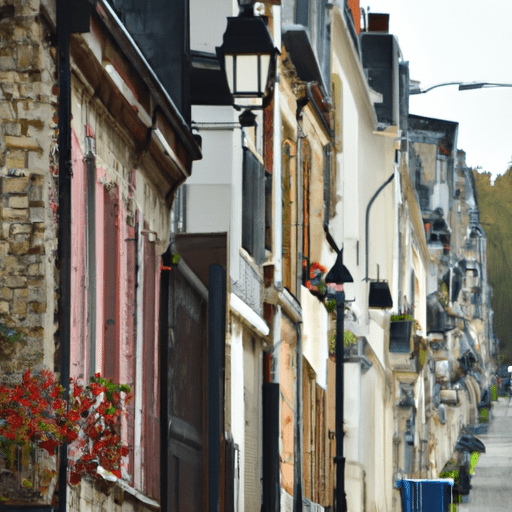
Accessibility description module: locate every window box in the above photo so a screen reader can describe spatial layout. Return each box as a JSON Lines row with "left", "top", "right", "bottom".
{"left": 389, "top": 320, "right": 414, "bottom": 354}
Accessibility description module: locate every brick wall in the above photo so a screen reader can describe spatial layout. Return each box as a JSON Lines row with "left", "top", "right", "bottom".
{"left": 0, "top": 0, "right": 58, "bottom": 378}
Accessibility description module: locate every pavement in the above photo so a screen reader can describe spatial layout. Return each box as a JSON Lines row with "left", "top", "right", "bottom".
{"left": 459, "top": 397, "right": 512, "bottom": 512}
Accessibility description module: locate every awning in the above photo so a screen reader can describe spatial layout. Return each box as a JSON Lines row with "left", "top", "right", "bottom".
{"left": 282, "top": 25, "right": 325, "bottom": 87}
{"left": 454, "top": 434, "right": 486, "bottom": 454}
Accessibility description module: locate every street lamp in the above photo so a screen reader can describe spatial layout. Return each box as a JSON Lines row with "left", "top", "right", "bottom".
{"left": 325, "top": 248, "right": 353, "bottom": 512}
{"left": 216, "top": 2, "right": 279, "bottom": 119}
{"left": 410, "top": 81, "right": 512, "bottom": 95}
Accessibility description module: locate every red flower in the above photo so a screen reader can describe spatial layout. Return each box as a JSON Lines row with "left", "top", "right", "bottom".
{"left": 0, "top": 368, "right": 132, "bottom": 484}
{"left": 90, "top": 383, "right": 103, "bottom": 396}
{"left": 39, "top": 439, "right": 58, "bottom": 456}
{"left": 69, "top": 471, "right": 82, "bottom": 485}
{"left": 67, "top": 410, "right": 80, "bottom": 423}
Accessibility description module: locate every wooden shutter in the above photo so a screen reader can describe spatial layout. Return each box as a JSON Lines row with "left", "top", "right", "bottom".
{"left": 242, "top": 147, "right": 265, "bottom": 265}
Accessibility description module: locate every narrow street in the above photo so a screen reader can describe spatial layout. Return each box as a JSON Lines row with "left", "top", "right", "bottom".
{"left": 460, "top": 397, "right": 512, "bottom": 511}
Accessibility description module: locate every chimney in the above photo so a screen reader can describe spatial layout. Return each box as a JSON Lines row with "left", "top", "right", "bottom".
{"left": 347, "top": 0, "right": 361, "bottom": 34}
{"left": 368, "top": 12, "right": 390, "bottom": 32}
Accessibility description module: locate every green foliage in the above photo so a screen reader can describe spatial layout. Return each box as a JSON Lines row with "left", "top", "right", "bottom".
{"left": 325, "top": 299, "right": 336, "bottom": 313}
{"left": 0, "top": 324, "right": 22, "bottom": 344}
{"left": 329, "top": 330, "right": 357, "bottom": 357}
{"left": 474, "top": 169, "right": 512, "bottom": 363}
{"left": 439, "top": 457, "right": 459, "bottom": 483}
{"left": 469, "top": 451, "right": 479, "bottom": 475}
{"left": 390, "top": 314, "right": 414, "bottom": 322}
{"left": 344, "top": 331, "right": 357, "bottom": 346}
{"left": 437, "top": 281, "right": 449, "bottom": 308}
{"left": 390, "top": 314, "right": 421, "bottom": 331}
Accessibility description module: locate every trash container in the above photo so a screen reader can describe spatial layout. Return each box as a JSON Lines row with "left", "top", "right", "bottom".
{"left": 397, "top": 478, "right": 454, "bottom": 512}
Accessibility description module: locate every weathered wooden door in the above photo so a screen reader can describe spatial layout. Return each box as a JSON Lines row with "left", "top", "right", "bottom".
{"left": 165, "top": 264, "right": 208, "bottom": 512}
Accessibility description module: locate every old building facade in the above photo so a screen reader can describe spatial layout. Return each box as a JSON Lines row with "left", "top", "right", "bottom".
{"left": 0, "top": 0, "right": 496, "bottom": 511}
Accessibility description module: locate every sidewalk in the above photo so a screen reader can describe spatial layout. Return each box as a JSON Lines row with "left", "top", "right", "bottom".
{"left": 458, "top": 397, "right": 512, "bottom": 511}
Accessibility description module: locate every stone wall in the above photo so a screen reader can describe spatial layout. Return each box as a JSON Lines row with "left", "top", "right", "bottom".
{"left": 0, "top": 0, "right": 57, "bottom": 377}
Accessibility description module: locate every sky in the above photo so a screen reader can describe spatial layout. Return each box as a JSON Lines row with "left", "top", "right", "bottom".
{"left": 366, "top": 0, "right": 512, "bottom": 179}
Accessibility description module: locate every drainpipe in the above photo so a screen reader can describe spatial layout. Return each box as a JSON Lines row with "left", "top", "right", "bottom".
{"left": 84, "top": 139, "right": 96, "bottom": 375}
{"left": 365, "top": 173, "right": 395, "bottom": 282}
{"left": 292, "top": 98, "right": 308, "bottom": 512}
{"left": 272, "top": 4, "right": 282, "bottom": 289}
{"left": 159, "top": 249, "right": 171, "bottom": 512}
{"left": 57, "top": 0, "right": 72, "bottom": 510}
{"left": 293, "top": 322, "right": 303, "bottom": 512}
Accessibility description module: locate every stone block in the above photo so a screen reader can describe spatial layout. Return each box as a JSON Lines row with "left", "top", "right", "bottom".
{"left": 0, "top": 56, "right": 15, "bottom": 70}
{"left": 0, "top": 301, "right": 9, "bottom": 314}
{"left": 27, "top": 286, "right": 44, "bottom": 303}
{"left": 17, "top": 45, "right": 31, "bottom": 69}
{"left": 4, "top": 256, "right": 27, "bottom": 275}
{"left": 18, "top": 83, "right": 35, "bottom": 99}
{"left": 6, "top": 149, "right": 27, "bottom": 169}
{"left": 14, "top": 288, "right": 28, "bottom": 300}
{"left": 9, "top": 195, "right": 29, "bottom": 209}
{"left": 1, "top": 83, "right": 19, "bottom": 100}
{"left": 1, "top": 223, "right": 9, "bottom": 239}
{"left": 29, "top": 206, "right": 44, "bottom": 222}
{"left": 12, "top": 301, "right": 27, "bottom": 315}
{"left": 13, "top": 232, "right": 30, "bottom": 242}
{"left": 0, "top": 242, "right": 8, "bottom": 258}
{"left": 8, "top": 240, "right": 30, "bottom": 254}
{"left": 3, "top": 122, "right": 22, "bottom": 136}
{"left": 0, "top": 287, "right": 12, "bottom": 300}
{"left": 5, "top": 135, "right": 40, "bottom": 151}
{"left": 28, "top": 263, "right": 40, "bottom": 276}
{"left": 4, "top": 275, "right": 27, "bottom": 288}
{"left": 1, "top": 176, "right": 30, "bottom": 193}
{"left": 17, "top": 101, "right": 52, "bottom": 121}
{"left": 0, "top": 101, "right": 16, "bottom": 118}
{"left": 10, "top": 223, "right": 32, "bottom": 235}
{"left": 28, "top": 245, "right": 44, "bottom": 255}
{"left": 28, "top": 183, "right": 43, "bottom": 202}
{"left": 3, "top": 208, "right": 29, "bottom": 221}
{"left": 29, "top": 301, "right": 45, "bottom": 313}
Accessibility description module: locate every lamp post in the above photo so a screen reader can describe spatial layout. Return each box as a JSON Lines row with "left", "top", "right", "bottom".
{"left": 325, "top": 248, "right": 353, "bottom": 512}
{"left": 216, "top": 1, "right": 279, "bottom": 125}
{"left": 410, "top": 81, "right": 512, "bottom": 95}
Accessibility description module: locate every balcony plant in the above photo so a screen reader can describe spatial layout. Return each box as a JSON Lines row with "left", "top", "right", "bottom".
{"left": 329, "top": 330, "right": 357, "bottom": 360}
{"left": 0, "top": 369, "right": 132, "bottom": 504}
{"left": 305, "top": 261, "right": 339, "bottom": 313}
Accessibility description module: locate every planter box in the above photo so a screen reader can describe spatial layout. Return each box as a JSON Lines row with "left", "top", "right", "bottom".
{"left": 389, "top": 320, "right": 413, "bottom": 353}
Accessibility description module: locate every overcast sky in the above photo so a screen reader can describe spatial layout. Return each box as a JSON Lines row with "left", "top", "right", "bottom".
{"left": 366, "top": 0, "right": 512, "bottom": 179}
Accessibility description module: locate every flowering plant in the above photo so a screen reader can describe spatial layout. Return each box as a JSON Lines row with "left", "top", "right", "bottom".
{"left": 305, "top": 262, "right": 337, "bottom": 313}
{"left": 0, "top": 369, "right": 132, "bottom": 499}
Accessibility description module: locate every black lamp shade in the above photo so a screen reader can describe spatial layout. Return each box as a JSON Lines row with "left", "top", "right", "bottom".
{"left": 216, "top": 15, "right": 279, "bottom": 107}
{"left": 325, "top": 250, "right": 353, "bottom": 285}
{"left": 369, "top": 281, "right": 393, "bottom": 309}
